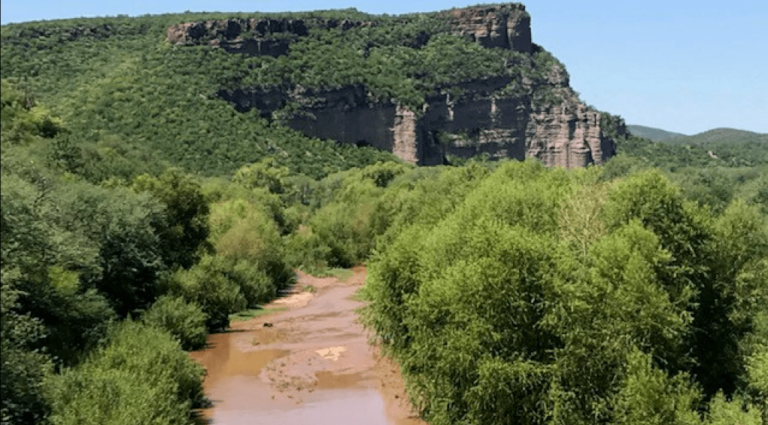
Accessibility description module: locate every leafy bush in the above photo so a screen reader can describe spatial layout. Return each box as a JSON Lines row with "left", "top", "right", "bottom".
{"left": 44, "top": 321, "right": 204, "bottom": 425}
{"left": 169, "top": 255, "right": 247, "bottom": 331}
{"left": 141, "top": 296, "right": 207, "bottom": 350}
{"left": 131, "top": 169, "right": 212, "bottom": 270}
{"left": 232, "top": 157, "right": 291, "bottom": 194}
{"left": 1, "top": 276, "right": 54, "bottom": 425}
{"left": 210, "top": 198, "right": 294, "bottom": 290}
{"left": 746, "top": 348, "right": 768, "bottom": 421}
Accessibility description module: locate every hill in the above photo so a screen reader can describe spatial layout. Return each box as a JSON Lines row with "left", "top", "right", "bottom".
{"left": 665, "top": 127, "right": 768, "bottom": 145}
{"left": 0, "top": 3, "right": 617, "bottom": 180}
{"left": 602, "top": 113, "right": 768, "bottom": 170}
{"left": 627, "top": 124, "right": 686, "bottom": 141}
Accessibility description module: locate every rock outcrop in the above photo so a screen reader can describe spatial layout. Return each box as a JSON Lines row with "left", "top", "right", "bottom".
{"left": 447, "top": 3, "right": 532, "bottom": 53}
{"left": 166, "top": 17, "right": 367, "bottom": 56}
{"left": 173, "top": 3, "right": 615, "bottom": 167}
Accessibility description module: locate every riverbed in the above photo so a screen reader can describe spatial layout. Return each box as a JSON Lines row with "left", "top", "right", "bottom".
{"left": 189, "top": 266, "right": 425, "bottom": 425}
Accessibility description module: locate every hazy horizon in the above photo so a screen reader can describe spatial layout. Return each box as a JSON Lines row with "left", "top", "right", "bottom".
{"left": 2, "top": 0, "right": 766, "bottom": 135}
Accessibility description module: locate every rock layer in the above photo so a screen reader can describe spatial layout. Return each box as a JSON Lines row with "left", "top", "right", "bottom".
{"left": 166, "top": 18, "right": 367, "bottom": 56}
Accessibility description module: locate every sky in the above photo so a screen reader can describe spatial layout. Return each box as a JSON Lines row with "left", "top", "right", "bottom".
{"left": 2, "top": 0, "right": 766, "bottom": 135}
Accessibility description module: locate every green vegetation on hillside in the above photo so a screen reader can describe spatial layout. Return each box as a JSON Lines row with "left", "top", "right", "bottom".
{"left": 0, "top": 6, "right": 572, "bottom": 179}
{"left": 666, "top": 128, "right": 768, "bottom": 145}
{"left": 603, "top": 114, "right": 767, "bottom": 216}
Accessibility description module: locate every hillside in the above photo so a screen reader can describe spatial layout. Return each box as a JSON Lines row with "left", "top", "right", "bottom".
{"left": 600, "top": 113, "right": 768, "bottom": 170}
{"left": 0, "top": 3, "right": 616, "bottom": 180}
{"left": 627, "top": 124, "right": 686, "bottom": 141}
{"left": 665, "top": 127, "right": 768, "bottom": 145}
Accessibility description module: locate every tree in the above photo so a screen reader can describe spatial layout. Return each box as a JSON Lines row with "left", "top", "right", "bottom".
{"left": 1, "top": 272, "right": 54, "bottom": 425}
{"left": 131, "top": 168, "right": 212, "bottom": 270}
{"left": 141, "top": 296, "right": 208, "bottom": 350}
{"left": 232, "top": 157, "right": 291, "bottom": 194}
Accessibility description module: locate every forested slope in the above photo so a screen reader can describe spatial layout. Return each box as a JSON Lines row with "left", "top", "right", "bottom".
{"left": 0, "top": 10, "right": 402, "bottom": 179}
{"left": 1, "top": 3, "right": 612, "bottom": 175}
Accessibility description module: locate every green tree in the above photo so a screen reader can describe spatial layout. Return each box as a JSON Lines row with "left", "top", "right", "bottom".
{"left": 169, "top": 255, "right": 248, "bottom": 331}
{"left": 1, "top": 272, "right": 54, "bottom": 425}
{"left": 56, "top": 183, "right": 166, "bottom": 316}
{"left": 131, "top": 168, "right": 212, "bottom": 270}
{"left": 232, "top": 157, "right": 291, "bottom": 194}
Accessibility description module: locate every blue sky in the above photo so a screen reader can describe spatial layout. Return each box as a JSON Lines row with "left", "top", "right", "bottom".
{"left": 2, "top": 0, "right": 766, "bottom": 134}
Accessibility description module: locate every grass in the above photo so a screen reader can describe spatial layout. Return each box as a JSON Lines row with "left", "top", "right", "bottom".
{"left": 298, "top": 265, "right": 356, "bottom": 281}
{"left": 229, "top": 306, "right": 288, "bottom": 322}
{"left": 321, "top": 267, "right": 355, "bottom": 281}
{"left": 349, "top": 285, "right": 368, "bottom": 302}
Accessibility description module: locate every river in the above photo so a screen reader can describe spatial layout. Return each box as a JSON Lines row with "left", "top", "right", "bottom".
{"left": 189, "top": 266, "right": 425, "bottom": 425}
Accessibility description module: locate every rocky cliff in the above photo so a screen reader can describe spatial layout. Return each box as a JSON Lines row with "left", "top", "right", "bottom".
{"left": 167, "top": 17, "right": 369, "bottom": 56}
{"left": 169, "top": 4, "right": 615, "bottom": 167}
{"left": 447, "top": 3, "right": 532, "bottom": 53}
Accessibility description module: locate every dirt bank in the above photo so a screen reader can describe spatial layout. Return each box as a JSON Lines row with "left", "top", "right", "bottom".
{"left": 190, "top": 266, "right": 425, "bottom": 424}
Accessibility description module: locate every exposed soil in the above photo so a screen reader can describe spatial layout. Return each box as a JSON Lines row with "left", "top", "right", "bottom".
{"left": 190, "top": 266, "right": 425, "bottom": 425}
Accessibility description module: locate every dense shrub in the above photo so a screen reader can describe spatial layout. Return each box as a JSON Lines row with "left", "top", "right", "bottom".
{"left": 232, "top": 157, "right": 291, "bottom": 194}
{"left": 131, "top": 169, "right": 212, "bottom": 270}
{"left": 362, "top": 224, "right": 427, "bottom": 353}
{"left": 1, "top": 276, "right": 54, "bottom": 425}
{"left": 309, "top": 199, "right": 377, "bottom": 267}
{"left": 142, "top": 296, "right": 208, "bottom": 350}
{"left": 210, "top": 198, "right": 294, "bottom": 290}
{"left": 44, "top": 321, "right": 204, "bottom": 425}
{"left": 169, "top": 255, "right": 248, "bottom": 331}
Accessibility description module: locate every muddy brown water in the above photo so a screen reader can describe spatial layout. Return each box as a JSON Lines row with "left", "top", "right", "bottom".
{"left": 189, "top": 267, "right": 425, "bottom": 425}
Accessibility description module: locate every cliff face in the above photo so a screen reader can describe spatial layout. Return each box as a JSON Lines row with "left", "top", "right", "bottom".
{"left": 218, "top": 74, "right": 612, "bottom": 167}
{"left": 173, "top": 4, "right": 615, "bottom": 168}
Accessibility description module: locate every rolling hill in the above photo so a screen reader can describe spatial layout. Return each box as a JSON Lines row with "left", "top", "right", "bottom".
{"left": 627, "top": 124, "right": 686, "bottom": 141}
{"left": 665, "top": 127, "right": 768, "bottom": 145}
